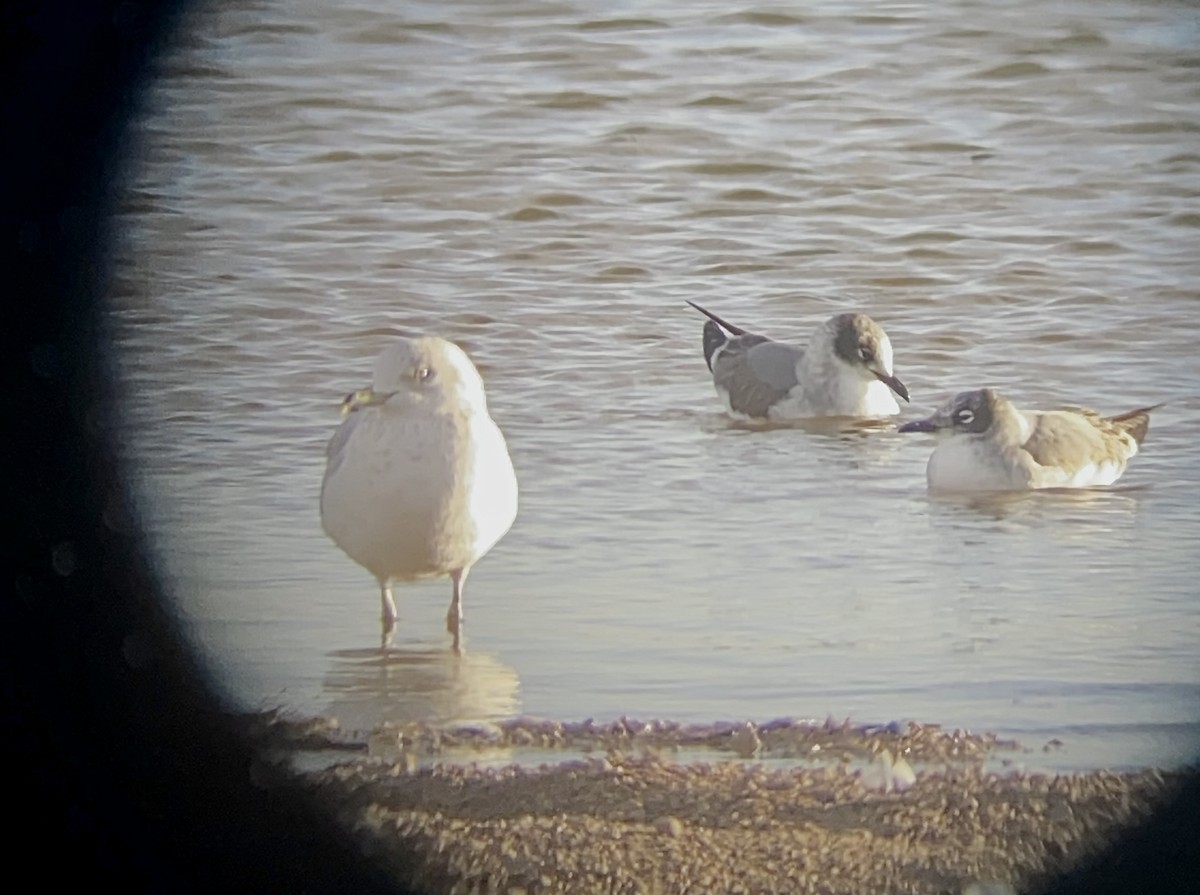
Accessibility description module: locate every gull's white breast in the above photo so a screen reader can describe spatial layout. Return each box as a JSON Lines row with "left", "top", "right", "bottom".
{"left": 320, "top": 408, "right": 517, "bottom": 581}
{"left": 769, "top": 374, "right": 899, "bottom": 419}
{"left": 925, "top": 438, "right": 1027, "bottom": 492}
{"left": 796, "top": 347, "right": 900, "bottom": 418}
{"left": 859, "top": 379, "right": 901, "bottom": 417}
{"left": 461, "top": 416, "right": 520, "bottom": 561}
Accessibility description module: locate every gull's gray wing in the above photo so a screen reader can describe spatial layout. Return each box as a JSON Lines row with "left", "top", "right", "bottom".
{"left": 712, "top": 336, "right": 803, "bottom": 418}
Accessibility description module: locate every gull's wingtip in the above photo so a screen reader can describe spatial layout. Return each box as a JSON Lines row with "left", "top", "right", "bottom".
{"left": 1110, "top": 402, "right": 1163, "bottom": 446}
{"left": 685, "top": 301, "right": 748, "bottom": 337}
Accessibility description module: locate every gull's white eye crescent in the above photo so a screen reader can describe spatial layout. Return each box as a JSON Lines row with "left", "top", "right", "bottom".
{"left": 857, "top": 343, "right": 875, "bottom": 362}
{"left": 956, "top": 408, "right": 975, "bottom": 425}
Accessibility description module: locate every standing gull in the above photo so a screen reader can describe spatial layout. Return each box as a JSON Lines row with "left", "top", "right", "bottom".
{"left": 320, "top": 336, "right": 518, "bottom": 648}
{"left": 898, "top": 387, "right": 1159, "bottom": 491}
{"left": 686, "top": 301, "right": 909, "bottom": 420}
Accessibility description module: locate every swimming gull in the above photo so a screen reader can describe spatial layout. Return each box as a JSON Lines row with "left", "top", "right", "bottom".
{"left": 320, "top": 336, "right": 518, "bottom": 648}
{"left": 898, "top": 387, "right": 1160, "bottom": 491}
{"left": 686, "top": 301, "right": 909, "bottom": 420}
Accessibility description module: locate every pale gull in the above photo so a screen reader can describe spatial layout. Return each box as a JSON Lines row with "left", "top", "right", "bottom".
{"left": 898, "top": 387, "right": 1160, "bottom": 492}
{"left": 320, "top": 336, "right": 518, "bottom": 648}
{"left": 686, "top": 301, "right": 910, "bottom": 420}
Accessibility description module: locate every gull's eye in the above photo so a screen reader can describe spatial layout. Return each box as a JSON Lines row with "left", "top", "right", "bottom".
{"left": 857, "top": 343, "right": 874, "bottom": 362}
{"left": 956, "top": 408, "right": 975, "bottom": 425}
{"left": 414, "top": 365, "right": 434, "bottom": 383}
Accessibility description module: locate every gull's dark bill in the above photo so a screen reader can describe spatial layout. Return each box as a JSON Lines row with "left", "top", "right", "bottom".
{"left": 875, "top": 371, "right": 910, "bottom": 403}
{"left": 897, "top": 417, "right": 937, "bottom": 433}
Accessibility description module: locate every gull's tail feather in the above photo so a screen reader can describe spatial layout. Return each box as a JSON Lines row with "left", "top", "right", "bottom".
{"left": 1109, "top": 403, "right": 1163, "bottom": 446}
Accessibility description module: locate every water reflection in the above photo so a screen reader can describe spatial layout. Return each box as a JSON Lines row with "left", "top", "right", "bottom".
{"left": 321, "top": 644, "right": 521, "bottom": 734}
{"left": 714, "top": 415, "right": 899, "bottom": 438}
{"left": 925, "top": 485, "right": 1146, "bottom": 524}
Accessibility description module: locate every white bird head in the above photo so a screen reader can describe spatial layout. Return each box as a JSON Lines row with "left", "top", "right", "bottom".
{"left": 341, "top": 336, "right": 489, "bottom": 416}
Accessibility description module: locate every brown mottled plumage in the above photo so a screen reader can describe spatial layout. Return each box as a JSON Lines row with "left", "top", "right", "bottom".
{"left": 899, "top": 388, "right": 1161, "bottom": 492}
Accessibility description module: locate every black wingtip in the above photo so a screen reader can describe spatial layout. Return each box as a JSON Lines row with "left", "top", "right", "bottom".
{"left": 1110, "top": 402, "right": 1164, "bottom": 446}
{"left": 685, "top": 300, "right": 748, "bottom": 337}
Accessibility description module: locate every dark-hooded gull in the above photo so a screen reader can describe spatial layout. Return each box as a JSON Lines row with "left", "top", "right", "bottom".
{"left": 687, "top": 301, "right": 909, "bottom": 420}
{"left": 899, "top": 387, "right": 1159, "bottom": 491}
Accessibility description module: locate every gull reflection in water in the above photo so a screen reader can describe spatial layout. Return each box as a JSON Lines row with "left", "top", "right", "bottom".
{"left": 321, "top": 645, "right": 521, "bottom": 740}
{"left": 927, "top": 483, "right": 1148, "bottom": 526}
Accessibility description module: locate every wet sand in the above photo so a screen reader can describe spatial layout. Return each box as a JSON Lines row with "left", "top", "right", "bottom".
{"left": 250, "top": 713, "right": 1193, "bottom": 894}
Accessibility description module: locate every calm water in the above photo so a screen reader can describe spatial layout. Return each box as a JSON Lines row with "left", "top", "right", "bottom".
{"left": 109, "top": 0, "right": 1200, "bottom": 772}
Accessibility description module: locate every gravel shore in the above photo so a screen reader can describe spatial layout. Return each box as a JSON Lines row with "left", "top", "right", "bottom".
{"left": 252, "top": 714, "right": 1194, "bottom": 895}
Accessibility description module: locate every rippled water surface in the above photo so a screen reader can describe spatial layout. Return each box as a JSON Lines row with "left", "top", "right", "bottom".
{"left": 110, "top": 0, "right": 1200, "bottom": 771}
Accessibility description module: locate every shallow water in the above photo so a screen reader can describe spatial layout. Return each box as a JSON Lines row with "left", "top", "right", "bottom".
{"left": 109, "top": 0, "right": 1200, "bottom": 772}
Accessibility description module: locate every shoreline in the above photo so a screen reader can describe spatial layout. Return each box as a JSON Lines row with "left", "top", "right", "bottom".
{"left": 250, "top": 712, "right": 1196, "bottom": 894}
